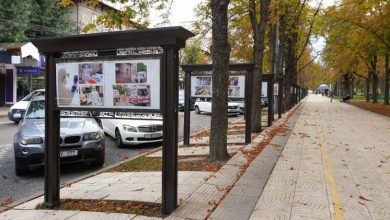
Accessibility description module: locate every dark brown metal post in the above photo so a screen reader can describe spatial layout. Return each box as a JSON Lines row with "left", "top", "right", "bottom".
{"left": 183, "top": 71, "right": 191, "bottom": 146}
{"left": 278, "top": 79, "right": 282, "bottom": 119}
{"left": 162, "top": 47, "right": 178, "bottom": 215}
{"left": 245, "top": 71, "right": 253, "bottom": 144}
{"left": 44, "top": 53, "right": 60, "bottom": 208}
{"left": 267, "top": 79, "right": 273, "bottom": 127}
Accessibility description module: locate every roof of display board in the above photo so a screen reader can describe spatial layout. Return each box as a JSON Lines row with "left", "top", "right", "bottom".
{"left": 31, "top": 26, "right": 194, "bottom": 53}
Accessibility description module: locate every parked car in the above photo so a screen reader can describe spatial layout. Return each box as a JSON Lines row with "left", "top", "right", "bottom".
{"left": 101, "top": 118, "right": 163, "bottom": 147}
{"left": 178, "top": 90, "right": 195, "bottom": 112}
{"left": 179, "top": 90, "right": 185, "bottom": 112}
{"left": 229, "top": 99, "right": 245, "bottom": 114}
{"left": 194, "top": 98, "right": 240, "bottom": 116}
{"left": 261, "top": 97, "right": 269, "bottom": 107}
{"left": 13, "top": 96, "right": 105, "bottom": 176}
{"left": 8, "top": 89, "right": 45, "bottom": 123}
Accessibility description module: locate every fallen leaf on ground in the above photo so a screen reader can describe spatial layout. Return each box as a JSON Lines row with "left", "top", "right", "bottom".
{"left": 359, "top": 196, "right": 371, "bottom": 201}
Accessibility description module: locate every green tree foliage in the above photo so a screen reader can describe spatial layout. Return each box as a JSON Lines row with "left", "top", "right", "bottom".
{"left": 181, "top": 39, "right": 210, "bottom": 64}
{"left": 58, "top": 0, "right": 173, "bottom": 32}
{"left": 0, "top": 0, "right": 75, "bottom": 42}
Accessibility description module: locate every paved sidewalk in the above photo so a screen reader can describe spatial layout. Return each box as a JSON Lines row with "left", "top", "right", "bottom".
{"left": 0, "top": 107, "right": 9, "bottom": 118}
{"left": 1, "top": 95, "right": 389, "bottom": 220}
{"left": 249, "top": 95, "right": 390, "bottom": 220}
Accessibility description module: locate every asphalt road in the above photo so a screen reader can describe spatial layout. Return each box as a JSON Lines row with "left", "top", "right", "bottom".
{"left": 0, "top": 111, "right": 216, "bottom": 206}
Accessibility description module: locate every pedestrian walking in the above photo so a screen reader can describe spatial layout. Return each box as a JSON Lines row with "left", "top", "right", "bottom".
{"left": 329, "top": 90, "right": 333, "bottom": 102}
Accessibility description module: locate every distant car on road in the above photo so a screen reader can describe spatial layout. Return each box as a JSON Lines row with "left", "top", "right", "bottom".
{"left": 13, "top": 96, "right": 105, "bottom": 176}
{"left": 194, "top": 98, "right": 240, "bottom": 116}
{"left": 178, "top": 90, "right": 195, "bottom": 112}
{"left": 8, "top": 89, "right": 45, "bottom": 123}
{"left": 101, "top": 118, "right": 163, "bottom": 148}
{"left": 261, "top": 97, "right": 268, "bottom": 107}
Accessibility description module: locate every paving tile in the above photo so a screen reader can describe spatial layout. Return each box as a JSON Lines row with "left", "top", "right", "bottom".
{"left": 0, "top": 209, "right": 55, "bottom": 220}
{"left": 41, "top": 210, "right": 80, "bottom": 219}
{"left": 14, "top": 197, "right": 44, "bottom": 210}
{"left": 132, "top": 215, "right": 163, "bottom": 220}
{"left": 68, "top": 211, "right": 136, "bottom": 220}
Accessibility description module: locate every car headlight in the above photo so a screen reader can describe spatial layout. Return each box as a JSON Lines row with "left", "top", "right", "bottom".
{"left": 19, "top": 136, "right": 43, "bottom": 145}
{"left": 123, "top": 125, "right": 137, "bottom": 132}
{"left": 83, "top": 132, "right": 102, "bottom": 140}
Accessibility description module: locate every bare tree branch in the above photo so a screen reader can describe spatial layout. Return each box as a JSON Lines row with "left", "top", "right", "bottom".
{"left": 296, "top": 0, "right": 322, "bottom": 61}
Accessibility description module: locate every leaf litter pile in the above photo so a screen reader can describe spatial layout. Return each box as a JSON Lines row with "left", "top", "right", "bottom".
{"left": 349, "top": 100, "right": 390, "bottom": 117}
{"left": 36, "top": 199, "right": 161, "bottom": 217}
{"left": 109, "top": 155, "right": 228, "bottom": 173}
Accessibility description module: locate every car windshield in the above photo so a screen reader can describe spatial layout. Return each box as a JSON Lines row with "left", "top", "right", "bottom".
{"left": 25, "top": 100, "right": 45, "bottom": 119}
{"left": 22, "top": 91, "right": 44, "bottom": 101}
{"left": 137, "top": 89, "right": 149, "bottom": 96}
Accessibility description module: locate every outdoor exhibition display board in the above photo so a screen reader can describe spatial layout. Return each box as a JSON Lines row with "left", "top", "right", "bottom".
{"left": 32, "top": 27, "right": 194, "bottom": 215}
{"left": 191, "top": 74, "right": 246, "bottom": 98}
{"left": 56, "top": 59, "right": 161, "bottom": 110}
{"left": 181, "top": 64, "right": 275, "bottom": 147}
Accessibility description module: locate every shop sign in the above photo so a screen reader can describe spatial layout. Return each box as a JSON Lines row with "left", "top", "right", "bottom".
{"left": 16, "top": 66, "right": 40, "bottom": 74}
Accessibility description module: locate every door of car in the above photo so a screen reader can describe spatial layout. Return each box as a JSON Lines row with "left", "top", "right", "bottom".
{"left": 101, "top": 119, "right": 116, "bottom": 137}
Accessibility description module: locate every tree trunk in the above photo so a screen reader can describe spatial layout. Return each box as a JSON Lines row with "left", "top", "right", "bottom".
{"left": 364, "top": 78, "right": 370, "bottom": 102}
{"left": 276, "top": 5, "right": 286, "bottom": 113}
{"left": 371, "top": 55, "right": 378, "bottom": 103}
{"left": 249, "top": 0, "right": 270, "bottom": 132}
{"left": 285, "top": 32, "right": 297, "bottom": 109}
{"left": 209, "top": 0, "right": 230, "bottom": 161}
{"left": 384, "top": 54, "right": 389, "bottom": 105}
{"left": 368, "top": 71, "right": 372, "bottom": 102}
{"left": 372, "top": 73, "right": 379, "bottom": 103}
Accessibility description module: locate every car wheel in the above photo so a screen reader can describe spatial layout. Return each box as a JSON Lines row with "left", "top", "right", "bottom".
{"left": 115, "top": 129, "right": 124, "bottom": 148}
{"left": 91, "top": 152, "right": 105, "bottom": 167}
{"left": 15, "top": 162, "right": 28, "bottom": 176}
{"left": 195, "top": 106, "right": 200, "bottom": 114}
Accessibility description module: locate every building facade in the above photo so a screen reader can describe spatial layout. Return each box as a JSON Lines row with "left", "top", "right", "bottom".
{"left": 0, "top": 1, "right": 119, "bottom": 106}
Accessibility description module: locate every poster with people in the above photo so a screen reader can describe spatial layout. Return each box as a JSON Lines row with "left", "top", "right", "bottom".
{"left": 191, "top": 75, "right": 245, "bottom": 98}
{"left": 56, "top": 63, "right": 80, "bottom": 106}
{"left": 56, "top": 59, "right": 160, "bottom": 109}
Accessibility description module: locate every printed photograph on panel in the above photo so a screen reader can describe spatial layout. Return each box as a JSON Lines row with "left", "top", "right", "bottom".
{"left": 115, "top": 63, "right": 147, "bottom": 83}
{"left": 78, "top": 63, "right": 103, "bottom": 84}
{"left": 228, "top": 77, "right": 239, "bottom": 86}
{"left": 79, "top": 85, "right": 104, "bottom": 106}
{"left": 228, "top": 86, "right": 240, "bottom": 97}
{"left": 57, "top": 67, "right": 79, "bottom": 106}
{"left": 196, "top": 76, "right": 211, "bottom": 86}
{"left": 113, "top": 84, "right": 151, "bottom": 106}
{"left": 195, "top": 85, "right": 211, "bottom": 96}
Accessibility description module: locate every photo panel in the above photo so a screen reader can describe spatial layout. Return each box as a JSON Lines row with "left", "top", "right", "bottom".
{"left": 56, "top": 59, "right": 160, "bottom": 110}
{"left": 112, "top": 84, "right": 151, "bottom": 107}
{"left": 78, "top": 63, "right": 103, "bottom": 85}
{"left": 56, "top": 63, "right": 81, "bottom": 107}
{"left": 195, "top": 85, "right": 211, "bottom": 96}
{"left": 115, "top": 62, "right": 148, "bottom": 84}
{"left": 79, "top": 85, "right": 104, "bottom": 106}
{"left": 228, "top": 86, "right": 241, "bottom": 97}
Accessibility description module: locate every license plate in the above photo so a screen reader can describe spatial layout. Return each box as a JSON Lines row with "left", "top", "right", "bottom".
{"left": 60, "top": 150, "right": 78, "bottom": 158}
{"left": 13, "top": 113, "right": 22, "bottom": 119}
{"left": 144, "top": 133, "right": 162, "bottom": 138}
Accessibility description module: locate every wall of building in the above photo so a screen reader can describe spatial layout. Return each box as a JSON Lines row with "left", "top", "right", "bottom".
{"left": 69, "top": 1, "right": 117, "bottom": 34}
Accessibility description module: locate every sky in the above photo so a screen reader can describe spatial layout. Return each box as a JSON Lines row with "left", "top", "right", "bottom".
{"left": 107, "top": 0, "right": 338, "bottom": 57}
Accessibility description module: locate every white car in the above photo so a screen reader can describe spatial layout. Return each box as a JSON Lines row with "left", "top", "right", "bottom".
{"left": 8, "top": 89, "right": 45, "bottom": 123}
{"left": 194, "top": 98, "right": 240, "bottom": 116}
{"left": 101, "top": 119, "right": 163, "bottom": 147}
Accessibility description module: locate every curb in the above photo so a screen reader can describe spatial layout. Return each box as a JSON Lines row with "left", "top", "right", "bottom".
{"left": 0, "top": 147, "right": 162, "bottom": 213}
{"left": 0, "top": 121, "right": 215, "bottom": 213}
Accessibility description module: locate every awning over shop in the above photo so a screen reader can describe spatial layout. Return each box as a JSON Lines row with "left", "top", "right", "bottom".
{"left": 0, "top": 42, "right": 40, "bottom": 62}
